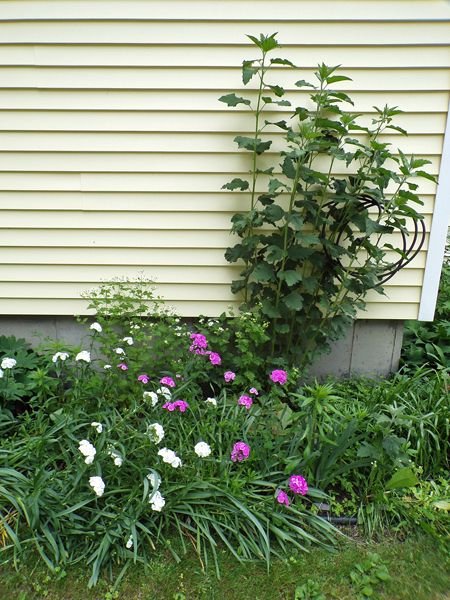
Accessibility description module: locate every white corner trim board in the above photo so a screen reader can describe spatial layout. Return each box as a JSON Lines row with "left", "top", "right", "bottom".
{"left": 418, "top": 100, "right": 450, "bottom": 322}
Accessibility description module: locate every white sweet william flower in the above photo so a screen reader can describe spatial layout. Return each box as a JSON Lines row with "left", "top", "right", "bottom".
{"left": 143, "top": 391, "right": 159, "bottom": 406}
{"left": 205, "top": 397, "right": 217, "bottom": 407}
{"left": 108, "top": 450, "right": 123, "bottom": 467}
{"left": 91, "top": 421, "right": 103, "bottom": 433}
{"left": 52, "top": 351, "right": 69, "bottom": 363}
{"left": 103, "top": 364, "right": 112, "bottom": 370}
{"left": 194, "top": 441, "right": 212, "bottom": 458}
{"left": 78, "top": 439, "right": 96, "bottom": 464}
{"left": 157, "top": 447, "right": 182, "bottom": 468}
{"left": 156, "top": 386, "right": 172, "bottom": 400}
{"left": 122, "top": 336, "right": 134, "bottom": 346}
{"left": 89, "top": 475, "right": 105, "bottom": 497}
{"left": 75, "top": 351, "right": 91, "bottom": 363}
{"left": 90, "top": 322, "right": 102, "bottom": 333}
{"left": 147, "top": 423, "right": 165, "bottom": 444}
{"left": 114, "top": 347, "right": 125, "bottom": 355}
{"left": 149, "top": 490, "right": 165, "bottom": 512}
{"left": 1, "top": 358, "right": 17, "bottom": 370}
{"left": 126, "top": 535, "right": 133, "bottom": 549}
{"left": 0, "top": 369, "right": 3, "bottom": 378}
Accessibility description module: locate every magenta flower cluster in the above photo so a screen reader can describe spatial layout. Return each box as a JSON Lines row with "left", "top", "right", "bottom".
{"left": 269, "top": 369, "right": 288, "bottom": 385}
{"left": 117, "top": 363, "right": 128, "bottom": 371}
{"left": 231, "top": 441, "right": 250, "bottom": 462}
{"left": 238, "top": 395, "right": 253, "bottom": 410}
{"left": 276, "top": 474, "right": 308, "bottom": 507}
{"left": 189, "top": 333, "right": 208, "bottom": 354}
{"left": 160, "top": 376, "right": 175, "bottom": 388}
{"left": 288, "top": 474, "right": 308, "bottom": 495}
{"left": 276, "top": 490, "right": 290, "bottom": 506}
{"left": 163, "top": 400, "right": 189, "bottom": 413}
{"left": 208, "top": 351, "right": 222, "bottom": 366}
{"left": 224, "top": 370, "right": 236, "bottom": 382}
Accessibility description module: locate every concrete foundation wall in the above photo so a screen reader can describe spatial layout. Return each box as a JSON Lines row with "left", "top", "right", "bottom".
{"left": 0, "top": 317, "right": 404, "bottom": 378}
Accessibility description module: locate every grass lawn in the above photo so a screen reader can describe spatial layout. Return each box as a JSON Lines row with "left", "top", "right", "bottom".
{"left": 0, "top": 534, "right": 449, "bottom": 599}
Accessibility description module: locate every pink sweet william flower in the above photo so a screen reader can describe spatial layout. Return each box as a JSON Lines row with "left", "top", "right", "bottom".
{"left": 163, "top": 400, "right": 189, "bottom": 413}
{"left": 249, "top": 387, "right": 259, "bottom": 395}
{"left": 117, "top": 363, "right": 128, "bottom": 371}
{"left": 238, "top": 395, "right": 253, "bottom": 410}
{"left": 270, "top": 369, "right": 288, "bottom": 385}
{"left": 189, "top": 333, "right": 208, "bottom": 354}
{"left": 138, "top": 373, "right": 150, "bottom": 384}
{"left": 160, "top": 376, "right": 175, "bottom": 388}
{"left": 288, "top": 474, "right": 308, "bottom": 496}
{"left": 209, "top": 352, "right": 222, "bottom": 366}
{"left": 276, "top": 490, "right": 290, "bottom": 506}
{"left": 224, "top": 371, "right": 236, "bottom": 383}
{"left": 231, "top": 441, "right": 250, "bottom": 463}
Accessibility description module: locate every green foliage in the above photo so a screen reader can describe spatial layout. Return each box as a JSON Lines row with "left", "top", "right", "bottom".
{"left": 349, "top": 553, "right": 391, "bottom": 599}
{"left": 221, "top": 33, "right": 431, "bottom": 369}
{"left": 401, "top": 237, "right": 450, "bottom": 369}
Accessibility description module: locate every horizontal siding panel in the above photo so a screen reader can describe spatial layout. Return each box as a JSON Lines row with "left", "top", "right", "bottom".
{"left": 0, "top": 247, "right": 427, "bottom": 269}
{"left": 0, "top": 228, "right": 431, "bottom": 250}
{"left": 1, "top": 1, "right": 450, "bottom": 21}
{"left": 0, "top": 112, "right": 444, "bottom": 136}
{"left": 0, "top": 298, "right": 420, "bottom": 320}
{"left": 1, "top": 21, "right": 450, "bottom": 45}
{"left": 0, "top": 67, "right": 449, "bottom": 91}
{"left": 0, "top": 172, "right": 437, "bottom": 194}
{"left": 0, "top": 281, "right": 422, "bottom": 303}
{"left": 2, "top": 44, "right": 450, "bottom": 68}
{"left": 0, "top": 264, "right": 424, "bottom": 286}
{"left": 0, "top": 132, "right": 444, "bottom": 152}
{"left": 0, "top": 297, "right": 237, "bottom": 316}
{"left": 0, "top": 264, "right": 240, "bottom": 284}
{"left": 0, "top": 152, "right": 440, "bottom": 174}
{"left": 0, "top": 210, "right": 433, "bottom": 230}
{"left": 0, "top": 192, "right": 436, "bottom": 214}
{"left": 0, "top": 247, "right": 233, "bottom": 266}
{"left": 0, "top": 281, "right": 237, "bottom": 301}
{"left": 0, "top": 90, "right": 446, "bottom": 112}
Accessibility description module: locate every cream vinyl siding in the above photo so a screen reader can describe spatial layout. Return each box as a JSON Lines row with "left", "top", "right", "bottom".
{"left": 0, "top": 1, "right": 449, "bottom": 317}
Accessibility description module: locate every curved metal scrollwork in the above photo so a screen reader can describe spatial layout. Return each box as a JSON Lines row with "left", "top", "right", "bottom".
{"left": 321, "top": 194, "right": 426, "bottom": 286}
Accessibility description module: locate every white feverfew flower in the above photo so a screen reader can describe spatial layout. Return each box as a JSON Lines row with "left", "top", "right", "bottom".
{"left": 143, "top": 391, "right": 159, "bottom": 406}
{"left": 126, "top": 535, "right": 133, "bottom": 549}
{"left": 130, "top": 323, "right": 141, "bottom": 330}
{"left": 52, "top": 351, "right": 69, "bottom": 363}
{"left": 194, "top": 441, "right": 212, "bottom": 458}
{"left": 149, "top": 490, "right": 165, "bottom": 512}
{"left": 1, "top": 357, "right": 17, "bottom": 370}
{"left": 89, "top": 322, "right": 102, "bottom": 333}
{"left": 122, "top": 336, "right": 134, "bottom": 345}
{"left": 114, "top": 347, "right": 125, "bottom": 355}
{"left": 75, "top": 350, "right": 91, "bottom": 363}
{"left": 157, "top": 447, "right": 182, "bottom": 468}
{"left": 103, "top": 364, "right": 112, "bottom": 370}
{"left": 205, "top": 397, "right": 217, "bottom": 407}
{"left": 78, "top": 439, "right": 96, "bottom": 464}
{"left": 147, "top": 423, "right": 165, "bottom": 444}
{"left": 89, "top": 475, "right": 105, "bottom": 497}
{"left": 156, "top": 386, "right": 172, "bottom": 400}
{"left": 91, "top": 421, "right": 103, "bottom": 433}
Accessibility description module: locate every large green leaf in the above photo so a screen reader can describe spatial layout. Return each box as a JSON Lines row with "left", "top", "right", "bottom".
{"left": 385, "top": 467, "right": 419, "bottom": 491}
